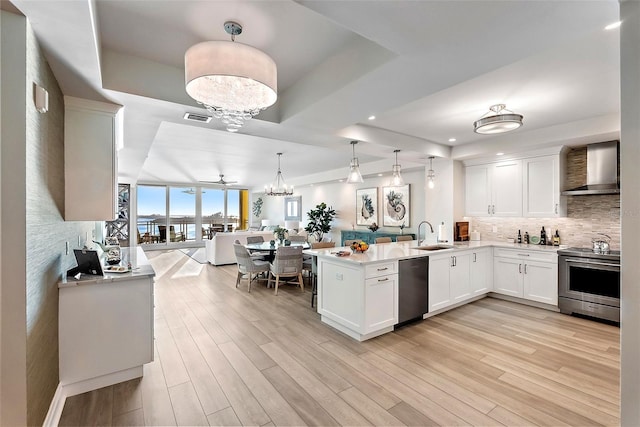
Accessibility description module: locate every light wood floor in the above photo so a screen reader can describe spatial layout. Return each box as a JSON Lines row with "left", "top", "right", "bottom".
{"left": 59, "top": 249, "right": 620, "bottom": 426}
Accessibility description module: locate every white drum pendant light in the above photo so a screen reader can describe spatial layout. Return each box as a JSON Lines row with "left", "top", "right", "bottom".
{"left": 473, "top": 104, "right": 523, "bottom": 134}
{"left": 185, "top": 21, "right": 277, "bottom": 133}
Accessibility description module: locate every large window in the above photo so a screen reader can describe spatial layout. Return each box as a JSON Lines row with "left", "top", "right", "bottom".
{"left": 137, "top": 185, "right": 166, "bottom": 244}
{"left": 169, "top": 187, "right": 195, "bottom": 242}
{"left": 137, "top": 184, "right": 248, "bottom": 245}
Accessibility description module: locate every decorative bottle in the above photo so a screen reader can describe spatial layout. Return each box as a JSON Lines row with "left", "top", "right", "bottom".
{"left": 540, "top": 226, "right": 547, "bottom": 245}
{"left": 553, "top": 230, "right": 561, "bottom": 246}
{"left": 517, "top": 230, "right": 522, "bottom": 244}
{"left": 524, "top": 231, "right": 529, "bottom": 244}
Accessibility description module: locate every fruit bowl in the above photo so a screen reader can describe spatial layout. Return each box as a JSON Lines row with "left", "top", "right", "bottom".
{"left": 350, "top": 241, "right": 369, "bottom": 253}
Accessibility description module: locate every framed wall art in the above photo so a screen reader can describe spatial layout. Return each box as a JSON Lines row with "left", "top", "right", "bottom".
{"left": 356, "top": 187, "right": 378, "bottom": 226}
{"left": 382, "top": 184, "right": 410, "bottom": 227}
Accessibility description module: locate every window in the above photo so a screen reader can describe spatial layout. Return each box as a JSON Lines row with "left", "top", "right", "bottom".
{"left": 137, "top": 184, "right": 248, "bottom": 244}
{"left": 137, "top": 185, "right": 166, "bottom": 244}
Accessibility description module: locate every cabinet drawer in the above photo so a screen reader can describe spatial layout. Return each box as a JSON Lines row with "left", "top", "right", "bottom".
{"left": 493, "top": 248, "right": 557, "bottom": 263}
{"left": 365, "top": 262, "right": 397, "bottom": 278}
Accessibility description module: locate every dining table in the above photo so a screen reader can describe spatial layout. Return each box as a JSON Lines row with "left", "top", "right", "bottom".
{"left": 244, "top": 241, "right": 310, "bottom": 262}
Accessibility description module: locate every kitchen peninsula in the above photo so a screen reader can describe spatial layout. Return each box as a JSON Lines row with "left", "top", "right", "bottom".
{"left": 306, "top": 240, "right": 562, "bottom": 341}
{"left": 58, "top": 247, "right": 155, "bottom": 397}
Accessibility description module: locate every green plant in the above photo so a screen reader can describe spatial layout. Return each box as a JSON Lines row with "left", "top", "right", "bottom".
{"left": 252, "top": 197, "right": 263, "bottom": 218}
{"left": 304, "top": 202, "right": 337, "bottom": 242}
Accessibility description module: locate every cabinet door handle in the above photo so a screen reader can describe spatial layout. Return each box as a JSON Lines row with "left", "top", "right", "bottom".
{"left": 454, "top": 256, "right": 457, "bottom": 267}
{"left": 488, "top": 205, "right": 491, "bottom": 214}
{"left": 377, "top": 277, "right": 389, "bottom": 282}
{"left": 492, "top": 205, "right": 496, "bottom": 214}
{"left": 517, "top": 253, "right": 530, "bottom": 257}
{"left": 451, "top": 256, "right": 455, "bottom": 267}
{"left": 377, "top": 267, "right": 389, "bottom": 271}
{"left": 555, "top": 203, "right": 558, "bottom": 214}
{"left": 519, "top": 263, "right": 522, "bottom": 274}
{"left": 524, "top": 264, "right": 528, "bottom": 274}
{"left": 473, "top": 253, "right": 477, "bottom": 262}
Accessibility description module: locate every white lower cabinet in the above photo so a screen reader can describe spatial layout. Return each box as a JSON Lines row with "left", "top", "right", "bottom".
{"left": 318, "top": 259, "right": 398, "bottom": 341}
{"left": 429, "top": 249, "right": 491, "bottom": 312}
{"left": 470, "top": 248, "right": 492, "bottom": 295}
{"left": 493, "top": 248, "right": 558, "bottom": 305}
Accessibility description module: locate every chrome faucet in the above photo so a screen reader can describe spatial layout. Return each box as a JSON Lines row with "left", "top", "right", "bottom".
{"left": 417, "top": 220, "right": 435, "bottom": 245}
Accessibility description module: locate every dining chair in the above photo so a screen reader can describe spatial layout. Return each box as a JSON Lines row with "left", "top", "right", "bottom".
{"left": 233, "top": 244, "right": 270, "bottom": 292}
{"left": 268, "top": 246, "right": 304, "bottom": 295}
{"left": 305, "top": 241, "right": 336, "bottom": 307}
{"left": 246, "top": 235, "right": 270, "bottom": 260}
{"left": 375, "top": 236, "right": 392, "bottom": 243}
{"left": 396, "top": 235, "right": 413, "bottom": 242}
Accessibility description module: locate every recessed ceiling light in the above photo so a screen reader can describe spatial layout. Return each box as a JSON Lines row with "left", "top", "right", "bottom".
{"left": 368, "top": 115, "right": 376, "bottom": 120}
{"left": 496, "top": 152, "right": 505, "bottom": 156}
{"left": 605, "top": 21, "right": 622, "bottom": 30}
{"left": 448, "top": 138, "right": 456, "bottom": 142}
{"left": 339, "top": 179, "right": 344, "bottom": 183}
{"left": 377, "top": 173, "right": 383, "bottom": 177}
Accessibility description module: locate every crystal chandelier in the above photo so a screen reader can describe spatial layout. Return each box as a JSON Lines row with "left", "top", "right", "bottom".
{"left": 390, "top": 149, "right": 404, "bottom": 186}
{"left": 184, "top": 21, "right": 277, "bottom": 133}
{"left": 427, "top": 156, "right": 436, "bottom": 189}
{"left": 265, "top": 153, "right": 293, "bottom": 196}
{"left": 473, "top": 104, "right": 523, "bottom": 134}
{"left": 346, "top": 141, "right": 364, "bottom": 183}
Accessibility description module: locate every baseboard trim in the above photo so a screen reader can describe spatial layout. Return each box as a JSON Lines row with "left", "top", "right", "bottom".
{"left": 43, "top": 383, "right": 66, "bottom": 427}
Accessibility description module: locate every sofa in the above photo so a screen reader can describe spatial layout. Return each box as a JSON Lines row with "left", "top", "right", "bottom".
{"left": 205, "top": 230, "right": 276, "bottom": 266}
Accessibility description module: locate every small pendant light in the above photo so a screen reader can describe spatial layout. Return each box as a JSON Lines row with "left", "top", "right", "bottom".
{"left": 427, "top": 156, "right": 436, "bottom": 189}
{"left": 346, "top": 141, "right": 364, "bottom": 183}
{"left": 390, "top": 149, "right": 404, "bottom": 186}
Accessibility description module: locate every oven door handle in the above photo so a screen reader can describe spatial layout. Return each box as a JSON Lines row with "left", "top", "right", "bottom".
{"left": 563, "top": 258, "right": 620, "bottom": 269}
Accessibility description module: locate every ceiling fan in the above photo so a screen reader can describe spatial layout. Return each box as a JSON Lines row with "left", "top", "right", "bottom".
{"left": 199, "top": 174, "right": 238, "bottom": 186}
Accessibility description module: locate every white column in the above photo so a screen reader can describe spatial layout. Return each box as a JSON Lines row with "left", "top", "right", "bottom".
{"left": 620, "top": 1, "right": 640, "bottom": 425}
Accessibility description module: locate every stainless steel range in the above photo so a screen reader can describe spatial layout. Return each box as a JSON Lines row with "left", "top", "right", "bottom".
{"left": 558, "top": 247, "right": 620, "bottom": 323}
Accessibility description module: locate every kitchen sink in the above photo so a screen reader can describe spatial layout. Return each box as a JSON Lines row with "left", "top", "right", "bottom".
{"left": 415, "top": 244, "right": 455, "bottom": 251}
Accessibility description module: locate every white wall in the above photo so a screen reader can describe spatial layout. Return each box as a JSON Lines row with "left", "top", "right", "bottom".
{"left": 424, "top": 158, "right": 466, "bottom": 243}
{"left": 255, "top": 169, "right": 426, "bottom": 243}
{"left": 620, "top": 1, "right": 640, "bottom": 424}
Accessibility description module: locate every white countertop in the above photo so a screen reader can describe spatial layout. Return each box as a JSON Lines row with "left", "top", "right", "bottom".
{"left": 305, "top": 240, "right": 566, "bottom": 265}
{"left": 59, "top": 247, "right": 155, "bottom": 288}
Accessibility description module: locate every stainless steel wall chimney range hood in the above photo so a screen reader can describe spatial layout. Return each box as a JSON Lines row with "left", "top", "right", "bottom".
{"left": 562, "top": 141, "right": 620, "bottom": 196}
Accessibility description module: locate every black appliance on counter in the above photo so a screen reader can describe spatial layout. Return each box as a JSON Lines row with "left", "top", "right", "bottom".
{"left": 558, "top": 247, "right": 620, "bottom": 324}
{"left": 397, "top": 257, "right": 429, "bottom": 326}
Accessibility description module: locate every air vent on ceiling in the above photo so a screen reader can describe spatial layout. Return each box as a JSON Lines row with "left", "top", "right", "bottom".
{"left": 183, "top": 112, "right": 212, "bottom": 123}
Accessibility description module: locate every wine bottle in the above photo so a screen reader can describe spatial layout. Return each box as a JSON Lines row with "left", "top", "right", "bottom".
{"left": 553, "top": 229, "right": 560, "bottom": 246}
{"left": 517, "top": 230, "right": 522, "bottom": 244}
{"left": 540, "top": 226, "right": 547, "bottom": 245}
{"left": 524, "top": 231, "right": 529, "bottom": 244}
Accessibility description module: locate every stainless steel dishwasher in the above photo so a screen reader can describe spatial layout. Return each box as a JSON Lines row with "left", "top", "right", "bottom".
{"left": 397, "top": 257, "right": 429, "bottom": 325}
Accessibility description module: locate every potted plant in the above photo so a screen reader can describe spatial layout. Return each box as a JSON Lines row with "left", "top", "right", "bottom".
{"left": 304, "top": 202, "right": 337, "bottom": 242}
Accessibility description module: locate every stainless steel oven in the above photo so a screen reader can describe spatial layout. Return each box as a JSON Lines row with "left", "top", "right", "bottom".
{"left": 558, "top": 247, "right": 620, "bottom": 323}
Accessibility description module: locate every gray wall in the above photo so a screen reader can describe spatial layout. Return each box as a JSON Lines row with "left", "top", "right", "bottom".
{"left": 620, "top": 1, "right": 640, "bottom": 425}
{"left": 25, "top": 19, "right": 96, "bottom": 426}
{"left": 1, "top": 11, "right": 97, "bottom": 425}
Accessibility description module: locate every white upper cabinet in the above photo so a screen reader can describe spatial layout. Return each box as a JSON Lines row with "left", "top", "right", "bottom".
{"left": 64, "top": 96, "right": 123, "bottom": 221}
{"left": 465, "top": 161, "right": 522, "bottom": 217}
{"left": 523, "top": 155, "right": 565, "bottom": 217}
{"left": 465, "top": 150, "right": 566, "bottom": 218}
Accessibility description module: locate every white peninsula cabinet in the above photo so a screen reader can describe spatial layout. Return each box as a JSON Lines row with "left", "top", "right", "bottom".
{"left": 493, "top": 248, "right": 558, "bottom": 306}
{"left": 428, "top": 248, "right": 492, "bottom": 313}
{"left": 317, "top": 258, "right": 398, "bottom": 341}
{"left": 64, "top": 96, "right": 123, "bottom": 221}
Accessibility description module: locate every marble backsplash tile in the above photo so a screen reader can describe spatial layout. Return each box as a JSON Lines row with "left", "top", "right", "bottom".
{"left": 467, "top": 195, "right": 620, "bottom": 249}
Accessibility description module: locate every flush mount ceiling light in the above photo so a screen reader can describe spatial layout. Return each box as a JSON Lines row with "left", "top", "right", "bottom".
{"left": 184, "top": 21, "right": 277, "bottom": 133}
{"left": 427, "top": 156, "right": 436, "bottom": 189}
{"left": 346, "top": 141, "right": 364, "bottom": 183}
{"left": 473, "top": 104, "right": 523, "bottom": 135}
{"left": 265, "top": 153, "right": 293, "bottom": 196}
{"left": 390, "top": 149, "right": 405, "bottom": 186}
